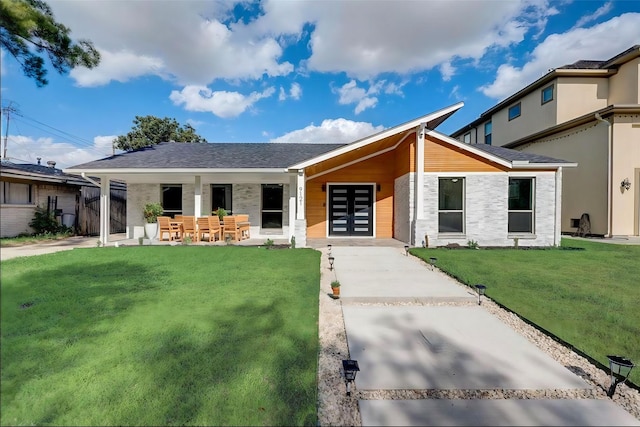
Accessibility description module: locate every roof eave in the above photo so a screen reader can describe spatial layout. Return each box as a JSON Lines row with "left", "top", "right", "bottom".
{"left": 288, "top": 102, "right": 464, "bottom": 170}
{"left": 511, "top": 162, "right": 578, "bottom": 169}
{"left": 63, "top": 167, "right": 289, "bottom": 175}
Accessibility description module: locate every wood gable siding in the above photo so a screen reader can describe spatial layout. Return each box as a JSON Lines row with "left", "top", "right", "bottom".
{"left": 306, "top": 137, "right": 415, "bottom": 239}
{"left": 424, "top": 136, "right": 508, "bottom": 172}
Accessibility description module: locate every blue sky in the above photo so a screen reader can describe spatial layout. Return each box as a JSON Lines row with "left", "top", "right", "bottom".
{"left": 1, "top": 0, "right": 639, "bottom": 169}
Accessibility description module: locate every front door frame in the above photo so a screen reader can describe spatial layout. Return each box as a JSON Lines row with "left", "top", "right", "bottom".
{"left": 325, "top": 182, "right": 376, "bottom": 238}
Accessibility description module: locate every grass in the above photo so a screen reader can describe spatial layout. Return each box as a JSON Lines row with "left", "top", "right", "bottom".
{"left": 0, "top": 232, "right": 73, "bottom": 247}
{"left": 411, "top": 237, "right": 640, "bottom": 386}
{"left": 1, "top": 246, "right": 320, "bottom": 426}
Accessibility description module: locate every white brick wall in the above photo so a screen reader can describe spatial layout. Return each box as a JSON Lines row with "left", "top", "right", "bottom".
{"left": 418, "top": 172, "right": 558, "bottom": 247}
{"left": 0, "top": 205, "right": 36, "bottom": 237}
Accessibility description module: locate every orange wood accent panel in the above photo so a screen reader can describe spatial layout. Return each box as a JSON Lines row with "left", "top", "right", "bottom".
{"left": 394, "top": 137, "right": 415, "bottom": 177}
{"left": 424, "top": 136, "right": 508, "bottom": 172}
{"left": 307, "top": 151, "right": 396, "bottom": 238}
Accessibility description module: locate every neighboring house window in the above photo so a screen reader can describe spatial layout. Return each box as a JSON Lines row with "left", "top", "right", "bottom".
{"left": 541, "top": 85, "right": 554, "bottom": 104}
{"left": 484, "top": 121, "right": 492, "bottom": 145}
{"left": 1, "top": 182, "right": 33, "bottom": 204}
{"left": 211, "top": 184, "right": 232, "bottom": 214}
{"left": 463, "top": 132, "right": 471, "bottom": 144}
{"left": 438, "top": 178, "right": 464, "bottom": 233}
{"left": 508, "top": 103, "right": 521, "bottom": 121}
{"left": 508, "top": 178, "right": 534, "bottom": 233}
{"left": 161, "top": 184, "right": 182, "bottom": 217}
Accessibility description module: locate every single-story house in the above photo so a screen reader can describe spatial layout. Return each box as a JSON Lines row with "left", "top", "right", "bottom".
{"left": 64, "top": 103, "right": 577, "bottom": 247}
{"left": 1, "top": 159, "right": 126, "bottom": 238}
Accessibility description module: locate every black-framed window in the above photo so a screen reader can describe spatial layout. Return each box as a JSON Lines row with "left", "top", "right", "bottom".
{"left": 463, "top": 132, "right": 471, "bottom": 144}
{"left": 484, "top": 121, "right": 492, "bottom": 145}
{"left": 162, "top": 184, "right": 182, "bottom": 217}
{"left": 508, "top": 178, "right": 534, "bottom": 233}
{"left": 261, "top": 184, "right": 283, "bottom": 229}
{"left": 541, "top": 85, "right": 554, "bottom": 104}
{"left": 438, "top": 178, "right": 464, "bottom": 233}
{"left": 508, "top": 103, "right": 521, "bottom": 121}
{"left": 211, "top": 184, "right": 232, "bottom": 214}
{"left": 1, "top": 182, "right": 33, "bottom": 204}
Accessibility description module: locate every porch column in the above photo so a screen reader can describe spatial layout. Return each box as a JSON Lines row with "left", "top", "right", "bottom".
{"left": 555, "top": 167, "right": 563, "bottom": 246}
{"left": 415, "top": 124, "right": 425, "bottom": 219}
{"left": 194, "top": 175, "right": 202, "bottom": 217}
{"left": 289, "top": 173, "right": 297, "bottom": 241}
{"left": 296, "top": 170, "right": 305, "bottom": 220}
{"left": 99, "top": 176, "right": 110, "bottom": 245}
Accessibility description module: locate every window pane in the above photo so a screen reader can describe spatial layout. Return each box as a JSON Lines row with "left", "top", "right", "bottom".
{"left": 509, "top": 212, "right": 532, "bottom": 233}
{"left": 212, "top": 184, "right": 232, "bottom": 213}
{"left": 542, "top": 85, "right": 553, "bottom": 103}
{"left": 439, "top": 212, "right": 463, "bottom": 233}
{"left": 3, "top": 182, "right": 32, "bottom": 204}
{"left": 261, "top": 212, "right": 282, "bottom": 228}
{"left": 262, "top": 184, "right": 283, "bottom": 210}
{"left": 508, "top": 103, "right": 521, "bottom": 120}
{"left": 509, "top": 178, "right": 532, "bottom": 210}
{"left": 484, "top": 121, "right": 492, "bottom": 135}
{"left": 463, "top": 133, "right": 471, "bottom": 144}
{"left": 162, "top": 185, "right": 182, "bottom": 211}
{"left": 439, "top": 179, "right": 463, "bottom": 210}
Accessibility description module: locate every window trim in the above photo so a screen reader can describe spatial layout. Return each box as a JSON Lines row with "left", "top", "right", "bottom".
{"left": 508, "top": 102, "right": 521, "bottom": 121}
{"left": 508, "top": 177, "right": 535, "bottom": 234}
{"left": 1, "top": 181, "right": 34, "bottom": 205}
{"left": 438, "top": 177, "right": 465, "bottom": 234}
{"left": 541, "top": 84, "right": 554, "bottom": 104}
{"left": 462, "top": 132, "right": 471, "bottom": 144}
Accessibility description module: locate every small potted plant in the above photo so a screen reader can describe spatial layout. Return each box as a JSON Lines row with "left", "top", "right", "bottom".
{"left": 143, "top": 202, "right": 163, "bottom": 240}
{"left": 213, "top": 207, "right": 228, "bottom": 222}
{"left": 330, "top": 280, "right": 341, "bottom": 297}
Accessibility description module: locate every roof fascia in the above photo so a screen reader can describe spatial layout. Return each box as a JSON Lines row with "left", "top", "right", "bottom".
{"left": 424, "top": 130, "right": 513, "bottom": 169}
{"left": 64, "top": 167, "right": 288, "bottom": 175}
{"left": 287, "top": 102, "right": 464, "bottom": 170}
{"left": 511, "top": 162, "right": 578, "bottom": 169}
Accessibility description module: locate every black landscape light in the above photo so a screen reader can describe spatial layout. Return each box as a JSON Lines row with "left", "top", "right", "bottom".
{"left": 342, "top": 359, "right": 360, "bottom": 396}
{"left": 429, "top": 257, "right": 437, "bottom": 270}
{"left": 475, "top": 284, "right": 487, "bottom": 305}
{"left": 327, "top": 244, "right": 332, "bottom": 254}
{"left": 606, "top": 355, "right": 635, "bottom": 397}
{"left": 404, "top": 245, "right": 410, "bottom": 256}
{"left": 328, "top": 256, "right": 335, "bottom": 270}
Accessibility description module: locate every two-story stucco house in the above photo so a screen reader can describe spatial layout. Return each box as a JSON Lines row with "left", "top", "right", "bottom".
{"left": 451, "top": 45, "right": 640, "bottom": 238}
{"left": 65, "top": 103, "right": 576, "bottom": 248}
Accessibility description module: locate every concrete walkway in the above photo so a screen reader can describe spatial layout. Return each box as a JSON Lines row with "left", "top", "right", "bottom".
{"left": 333, "top": 246, "right": 639, "bottom": 426}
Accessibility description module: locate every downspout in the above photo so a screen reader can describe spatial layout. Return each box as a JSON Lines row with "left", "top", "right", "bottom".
{"left": 81, "top": 172, "right": 100, "bottom": 187}
{"left": 595, "top": 113, "right": 612, "bottom": 237}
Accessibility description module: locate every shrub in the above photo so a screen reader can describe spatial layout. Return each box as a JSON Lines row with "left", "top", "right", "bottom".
{"left": 143, "top": 203, "right": 164, "bottom": 223}
{"left": 29, "top": 206, "right": 68, "bottom": 235}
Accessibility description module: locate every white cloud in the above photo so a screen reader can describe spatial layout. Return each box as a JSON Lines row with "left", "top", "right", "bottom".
{"left": 480, "top": 13, "right": 640, "bottom": 100}
{"left": 334, "top": 79, "right": 405, "bottom": 114}
{"left": 439, "top": 62, "right": 456, "bottom": 82}
{"left": 5, "top": 134, "right": 117, "bottom": 169}
{"left": 48, "top": 0, "right": 562, "bottom": 88}
{"left": 169, "top": 85, "right": 276, "bottom": 118}
{"left": 270, "top": 118, "right": 385, "bottom": 144}
{"left": 573, "top": 1, "right": 613, "bottom": 28}
{"left": 278, "top": 82, "right": 302, "bottom": 101}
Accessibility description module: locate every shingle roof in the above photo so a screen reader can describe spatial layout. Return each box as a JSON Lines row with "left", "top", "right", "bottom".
{"left": 67, "top": 142, "right": 347, "bottom": 170}
{"left": 557, "top": 59, "right": 606, "bottom": 70}
{"left": 471, "top": 144, "right": 575, "bottom": 164}
{"left": 1, "top": 160, "right": 68, "bottom": 176}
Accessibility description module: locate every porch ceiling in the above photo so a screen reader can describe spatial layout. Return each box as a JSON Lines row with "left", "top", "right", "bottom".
{"left": 305, "top": 130, "right": 413, "bottom": 178}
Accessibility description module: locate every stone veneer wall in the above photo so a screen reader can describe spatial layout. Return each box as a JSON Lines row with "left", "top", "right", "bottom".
{"left": 417, "top": 172, "right": 558, "bottom": 248}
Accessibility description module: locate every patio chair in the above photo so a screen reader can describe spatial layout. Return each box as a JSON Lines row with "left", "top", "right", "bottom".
{"left": 222, "top": 215, "right": 241, "bottom": 242}
{"left": 236, "top": 214, "right": 251, "bottom": 240}
{"left": 181, "top": 216, "right": 199, "bottom": 242}
{"left": 197, "top": 216, "right": 220, "bottom": 242}
{"left": 158, "top": 216, "right": 180, "bottom": 241}
{"left": 208, "top": 216, "right": 223, "bottom": 241}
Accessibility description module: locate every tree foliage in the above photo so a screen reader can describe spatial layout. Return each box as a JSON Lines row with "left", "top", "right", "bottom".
{"left": 0, "top": 0, "right": 101, "bottom": 87}
{"left": 113, "top": 116, "right": 207, "bottom": 151}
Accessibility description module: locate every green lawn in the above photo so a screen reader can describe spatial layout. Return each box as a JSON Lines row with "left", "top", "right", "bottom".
{"left": 411, "top": 237, "right": 640, "bottom": 386}
{"left": 1, "top": 246, "right": 320, "bottom": 426}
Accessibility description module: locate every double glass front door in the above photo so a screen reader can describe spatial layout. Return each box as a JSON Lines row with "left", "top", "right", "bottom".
{"left": 328, "top": 185, "right": 374, "bottom": 236}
